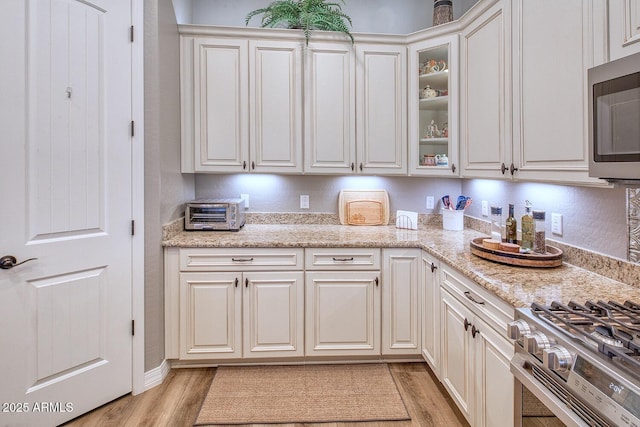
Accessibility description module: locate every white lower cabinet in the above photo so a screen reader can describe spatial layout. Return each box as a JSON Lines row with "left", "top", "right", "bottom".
{"left": 305, "top": 248, "right": 381, "bottom": 356}
{"left": 421, "top": 251, "right": 441, "bottom": 376}
{"left": 382, "top": 248, "right": 421, "bottom": 355}
{"left": 439, "top": 265, "right": 514, "bottom": 427}
{"left": 179, "top": 270, "right": 304, "bottom": 360}
{"left": 305, "top": 271, "right": 381, "bottom": 356}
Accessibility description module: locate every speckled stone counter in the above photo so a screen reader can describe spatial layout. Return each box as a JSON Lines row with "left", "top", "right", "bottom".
{"left": 163, "top": 223, "right": 640, "bottom": 309}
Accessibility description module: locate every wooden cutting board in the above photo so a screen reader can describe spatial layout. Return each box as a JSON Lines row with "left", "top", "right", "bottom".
{"left": 338, "top": 190, "right": 390, "bottom": 225}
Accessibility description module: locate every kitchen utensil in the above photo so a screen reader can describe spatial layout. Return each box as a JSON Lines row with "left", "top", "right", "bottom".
{"left": 441, "top": 195, "right": 451, "bottom": 210}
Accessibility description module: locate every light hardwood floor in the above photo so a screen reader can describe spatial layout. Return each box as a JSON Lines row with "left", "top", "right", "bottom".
{"left": 64, "top": 362, "right": 469, "bottom": 427}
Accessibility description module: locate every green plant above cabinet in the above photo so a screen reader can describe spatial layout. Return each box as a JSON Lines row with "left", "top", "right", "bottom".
{"left": 245, "top": 0, "right": 354, "bottom": 45}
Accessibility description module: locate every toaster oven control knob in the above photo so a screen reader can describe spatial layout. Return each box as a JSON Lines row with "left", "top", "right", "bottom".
{"left": 507, "top": 319, "right": 533, "bottom": 340}
{"left": 543, "top": 346, "right": 573, "bottom": 372}
{"left": 524, "top": 332, "right": 552, "bottom": 354}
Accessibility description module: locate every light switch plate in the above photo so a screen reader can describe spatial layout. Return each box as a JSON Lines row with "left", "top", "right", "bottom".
{"left": 481, "top": 200, "right": 489, "bottom": 217}
{"left": 300, "top": 195, "right": 309, "bottom": 209}
{"left": 551, "top": 213, "right": 563, "bottom": 235}
{"left": 426, "top": 196, "right": 435, "bottom": 210}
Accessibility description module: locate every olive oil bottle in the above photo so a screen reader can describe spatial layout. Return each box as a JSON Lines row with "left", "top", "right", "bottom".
{"left": 520, "top": 201, "right": 534, "bottom": 250}
{"left": 505, "top": 204, "right": 517, "bottom": 244}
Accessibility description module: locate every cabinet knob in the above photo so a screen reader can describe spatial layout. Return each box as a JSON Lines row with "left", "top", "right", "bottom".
{"left": 464, "top": 318, "right": 471, "bottom": 331}
{"left": 471, "top": 325, "right": 480, "bottom": 338}
{"left": 430, "top": 262, "right": 437, "bottom": 273}
{"left": 251, "top": 161, "right": 255, "bottom": 170}
{"left": 245, "top": 278, "right": 249, "bottom": 288}
{"left": 500, "top": 163, "right": 507, "bottom": 175}
{"left": 359, "top": 163, "right": 363, "bottom": 172}
{"left": 351, "top": 162, "right": 355, "bottom": 171}
{"left": 510, "top": 163, "right": 518, "bottom": 175}
{"left": 374, "top": 277, "right": 379, "bottom": 287}
{"left": 451, "top": 163, "right": 456, "bottom": 174}
{"left": 243, "top": 161, "right": 247, "bottom": 170}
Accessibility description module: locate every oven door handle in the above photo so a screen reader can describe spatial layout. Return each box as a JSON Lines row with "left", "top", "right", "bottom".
{"left": 510, "top": 353, "right": 590, "bottom": 427}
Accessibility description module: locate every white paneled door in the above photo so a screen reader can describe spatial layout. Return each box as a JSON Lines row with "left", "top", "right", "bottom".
{"left": 0, "top": 0, "right": 134, "bottom": 425}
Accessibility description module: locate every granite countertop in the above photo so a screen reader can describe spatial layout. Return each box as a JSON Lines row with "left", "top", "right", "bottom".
{"left": 163, "top": 224, "right": 640, "bottom": 309}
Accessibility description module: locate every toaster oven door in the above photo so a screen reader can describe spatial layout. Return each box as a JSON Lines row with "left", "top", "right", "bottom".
{"left": 188, "top": 204, "right": 228, "bottom": 228}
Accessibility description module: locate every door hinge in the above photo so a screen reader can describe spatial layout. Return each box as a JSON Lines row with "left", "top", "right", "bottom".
{"left": 131, "top": 220, "right": 135, "bottom": 236}
{"left": 130, "top": 25, "right": 134, "bottom": 43}
{"left": 131, "top": 319, "right": 135, "bottom": 336}
{"left": 131, "top": 120, "right": 135, "bottom": 137}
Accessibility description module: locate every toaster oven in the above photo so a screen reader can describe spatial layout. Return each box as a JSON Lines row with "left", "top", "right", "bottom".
{"left": 185, "top": 198, "right": 246, "bottom": 231}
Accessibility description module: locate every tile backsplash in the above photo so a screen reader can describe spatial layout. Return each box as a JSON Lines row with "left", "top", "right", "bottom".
{"left": 629, "top": 188, "right": 640, "bottom": 263}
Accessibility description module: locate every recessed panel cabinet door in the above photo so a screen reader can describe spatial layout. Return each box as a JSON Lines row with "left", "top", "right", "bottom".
{"left": 304, "top": 42, "right": 356, "bottom": 174}
{"left": 179, "top": 272, "right": 242, "bottom": 359}
{"left": 305, "top": 271, "right": 381, "bottom": 356}
{"left": 460, "top": 0, "right": 511, "bottom": 179}
{"left": 382, "top": 249, "right": 421, "bottom": 355}
{"left": 250, "top": 40, "right": 303, "bottom": 173}
{"left": 440, "top": 289, "right": 473, "bottom": 423}
{"left": 243, "top": 272, "right": 304, "bottom": 358}
{"left": 356, "top": 44, "right": 407, "bottom": 175}
{"left": 191, "top": 37, "right": 249, "bottom": 172}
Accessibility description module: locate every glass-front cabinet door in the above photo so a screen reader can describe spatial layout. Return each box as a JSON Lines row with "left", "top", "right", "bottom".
{"left": 408, "top": 34, "right": 459, "bottom": 176}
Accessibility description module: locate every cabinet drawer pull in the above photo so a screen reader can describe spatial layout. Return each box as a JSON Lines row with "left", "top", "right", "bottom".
{"left": 232, "top": 257, "right": 254, "bottom": 262}
{"left": 430, "top": 262, "right": 437, "bottom": 273}
{"left": 464, "top": 318, "right": 471, "bottom": 331}
{"left": 332, "top": 257, "right": 354, "bottom": 262}
{"left": 464, "top": 291, "right": 485, "bottom": 305}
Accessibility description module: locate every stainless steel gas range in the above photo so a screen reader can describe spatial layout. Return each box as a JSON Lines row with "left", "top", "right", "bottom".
{"left": 508, "top": 300, "right": 640, "bottom": 427}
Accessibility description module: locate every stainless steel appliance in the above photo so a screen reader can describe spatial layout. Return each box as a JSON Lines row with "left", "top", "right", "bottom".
{"left": 508, "top": 300, "right": 640, "bottom": 427}
{"left": 588, "top": 51, "right": 640, "bottom": 184}
{"left": 185, "top": 198, "right": 245, "bottom": 231}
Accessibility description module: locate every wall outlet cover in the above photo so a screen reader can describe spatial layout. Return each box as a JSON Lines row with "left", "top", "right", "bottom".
{"left": 551, "top": 213, "right": 563, "bottom": 235}
{"left": 481, "top": 200, "right": 489, "bottom": 217}
{"left": 240, "top": 193, "right": 249, "bottom": 208}
{"left": 300, "top": 194, "right": 310, "bottom": 209}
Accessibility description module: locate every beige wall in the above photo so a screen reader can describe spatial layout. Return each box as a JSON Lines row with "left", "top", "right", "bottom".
{"left": 144, "top": 0, "right": 195, "bottom": 371}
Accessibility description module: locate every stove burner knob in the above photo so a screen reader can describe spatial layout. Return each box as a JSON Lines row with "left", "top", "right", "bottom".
{"left": 543, "top": 346, "right": 573, "bottom": 373}
{"left": 524, "top": 332, "right": 551, "bottom": 354}
{"left": 507, "top": 319, "right": 533, "bottom": 340}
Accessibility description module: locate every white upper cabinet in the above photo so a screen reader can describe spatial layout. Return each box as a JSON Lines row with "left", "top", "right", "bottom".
{"left": 510, "top": 0, "right": 605, "bottom": 185}
{"left": 460, "top": 0, "right": 512, "bottom": 180}
{"left": 408, "top": 34, "right": 459, "bottom": 177}
{"left": 181, "top": 35, "right": 302, "bottom": 173}
{"left": 461, "top": 0, "right": 609, "bottom": 185}
{"left": 249, "top": 40, "right": 303, "bottom": 173}
{"left": 304, "top": 42, "right": 356, "bottom": 174}
{"left": 609, "top": 0, "right": 640, "bottom": 60}
{"left": 356, "top": 43, "right": 407, "bottom": 175}
{"left": 182, "top": 36, "right": 249, "bottom": 173}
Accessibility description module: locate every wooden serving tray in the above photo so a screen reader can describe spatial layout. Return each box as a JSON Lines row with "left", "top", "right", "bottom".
{"left": 469, "top": 237, "right": 563, "bottom": 268}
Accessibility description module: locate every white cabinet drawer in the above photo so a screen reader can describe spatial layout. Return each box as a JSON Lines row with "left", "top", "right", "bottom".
{"left": 304, "top": 248, "right": 381, "bottom": 270}
{"left": 440, "top": 264, "right": 514, "bottom": 337}
{"left": 179, "top": 248, "right": 304, "bottom": 271}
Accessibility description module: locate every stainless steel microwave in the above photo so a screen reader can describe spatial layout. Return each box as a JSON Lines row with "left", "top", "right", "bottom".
{"left": 185, "top": 198, "right": 246, "bottom": 231}
{"left": 588, "top": 51, "right": 640, "bottom": 183}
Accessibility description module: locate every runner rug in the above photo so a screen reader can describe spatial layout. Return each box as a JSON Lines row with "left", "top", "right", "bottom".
{"left": 194, "top": 363, "right": 410, "bottom": 425}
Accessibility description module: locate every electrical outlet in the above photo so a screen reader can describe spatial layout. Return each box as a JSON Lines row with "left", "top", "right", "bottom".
{"left": 551, "top": 213, "right": 563, "bottom": 235}
{"left": 481, "top": 200, "right": 489, "bottom": 217}
{"left": 240, "top": 193, "right": 249, "bottom": 209}
{"left": 300, "top": 195, "right": 309, "bottom": 209}
{"left": 426, "top": 196, "right": 435, "bottom": 210}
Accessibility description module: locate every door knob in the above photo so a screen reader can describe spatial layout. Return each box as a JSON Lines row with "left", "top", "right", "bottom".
{"left": 0, "top": 255, "right": 38, "bottom": 270}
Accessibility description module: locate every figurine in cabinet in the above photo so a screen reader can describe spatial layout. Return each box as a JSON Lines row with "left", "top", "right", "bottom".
{"left": 420, "top": 85, "right": 438, "bottom": 99}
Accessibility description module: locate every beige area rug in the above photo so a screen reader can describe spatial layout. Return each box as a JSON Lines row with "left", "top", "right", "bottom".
{"left": 194, "top": 363, "right": 411, "bottom": 425}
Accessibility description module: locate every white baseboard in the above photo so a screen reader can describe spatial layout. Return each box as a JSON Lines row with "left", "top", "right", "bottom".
{"left": 142, "top": 359, "right": 171, "bottom": 392}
